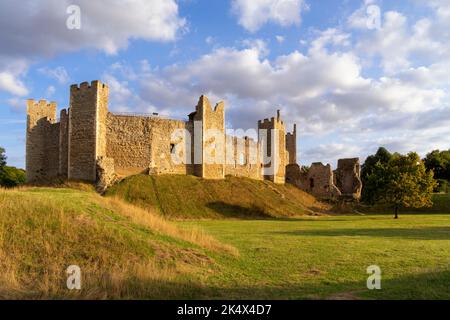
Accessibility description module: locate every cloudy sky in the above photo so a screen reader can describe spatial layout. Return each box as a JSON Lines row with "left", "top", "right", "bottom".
{"left": 1, "top": 0, "right": 450, "bottom": 169}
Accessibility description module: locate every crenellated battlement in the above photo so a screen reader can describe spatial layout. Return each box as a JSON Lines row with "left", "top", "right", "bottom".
{"left": 70, "top": 80, "right": 108, "bottom": 92}
{"left": 258, "top": 110, "right": 285, "bottom": 128}
{"left": 26, "top": 99, "right": 57, "bottom": 112}
{"left": 26, "top": 99, "right": 57, "bottom": 125}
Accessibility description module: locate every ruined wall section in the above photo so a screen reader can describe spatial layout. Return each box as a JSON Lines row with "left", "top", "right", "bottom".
{"left": 225, "top": 135, "right": 262, "bottom": 180}
{"left": 26, "top": 100, "right": 59, "bottom": 182}
{"left": 258, "top": 111, "right": 286, "bottom": 184}
{"left": 191, "top": 96, "right": 225, "bottom": 179}
{"left": 302, "top": 163, "right": 341, "bottom": 198}
{"left": 334, "top": 158, "right": 362, "bottom": 200}
{"left": 68, "top": 81, "right": 108, "bottom": 181}
{"left": 286, "top": 124, "right": 297, "bottom": 165}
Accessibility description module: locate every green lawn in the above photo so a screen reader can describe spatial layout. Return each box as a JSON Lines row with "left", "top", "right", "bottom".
{"left": 181, "top": 214, "right": 450, "bottom": 300}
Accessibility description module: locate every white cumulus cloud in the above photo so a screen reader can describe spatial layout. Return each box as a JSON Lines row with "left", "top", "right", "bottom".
{"left": 231, "top": 0, "right": 305, "bottom": 32}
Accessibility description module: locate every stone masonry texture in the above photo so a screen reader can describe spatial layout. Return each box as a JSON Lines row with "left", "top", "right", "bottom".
{"left": 26, "top": 80, "right": 361, "bottom": 198}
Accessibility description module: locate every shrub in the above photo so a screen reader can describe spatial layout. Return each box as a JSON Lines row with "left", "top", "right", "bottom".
{"left": 0, "top": 166, "right": 26, "bottom": 188}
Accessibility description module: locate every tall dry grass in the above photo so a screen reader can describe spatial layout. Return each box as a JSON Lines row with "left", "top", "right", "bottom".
{"left": 0, "top": 188, "right": 236, "bottom": 299}
{"left": 102, "top": 196, "right": 238, "bottom": 256}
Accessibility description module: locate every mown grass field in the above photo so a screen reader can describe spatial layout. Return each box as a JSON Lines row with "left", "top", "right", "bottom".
{"left": 181, "top": 214, "right": 450, "bottom": 300}
{"left": 1, "top": 178, "right": 449, "bottom": 299}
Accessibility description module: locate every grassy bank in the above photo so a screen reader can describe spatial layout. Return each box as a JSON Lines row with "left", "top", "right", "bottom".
{"left": 106, "top": 175, "right": 330, "bottom": 219}
{"left": 0, "top": 187, "right": 236, "bottom": 299}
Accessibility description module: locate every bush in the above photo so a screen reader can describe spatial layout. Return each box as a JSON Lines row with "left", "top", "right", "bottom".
{"left": 0, "top": 166, "right": 26, "bottom": 188}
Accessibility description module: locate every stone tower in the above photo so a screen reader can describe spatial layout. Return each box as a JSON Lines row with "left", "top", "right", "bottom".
{"left": 59, "top": 109, "right": 69, "bottom": 177}
{"left": 286, "top": 124, "right": 297, "bottom": 165}
{"left": 189, "top": 95, "right": 225, "bottom": 179}
{"left": 258, "top": 110, "right": 286, "bottom": 184}
{"left": 68, "top": 81, "right": 109, "bottom": 181}
{"left": 26, "top": 99, "right": 59, "bottom": 182}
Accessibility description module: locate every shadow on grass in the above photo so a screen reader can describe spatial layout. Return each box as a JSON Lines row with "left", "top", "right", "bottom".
{"left": 42, "top": 269, "right": 449, "bottom": 300}
{"left": 273, "top": 227, "right": 450, "bottom": 240}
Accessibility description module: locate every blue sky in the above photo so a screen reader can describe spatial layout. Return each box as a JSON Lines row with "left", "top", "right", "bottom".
{"left": 1, "top": 0, "right": 450, "bottom": 169}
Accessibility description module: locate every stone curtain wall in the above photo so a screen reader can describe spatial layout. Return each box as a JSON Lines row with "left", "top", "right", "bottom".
{"left": 149, "top": 118, "right": 193, "bottom": 175}
{"left": 106, "top": 114, "right": 194, "bottom": 177}
{"left": 106, "top": 114, "right": 153, "bottom": 175}
{"left": 26, "top": 80, "right": 317, "bottom": 191}
{"left": 25, "top": 79, "right": 364, "bottom": 200}
{"left": 225, "top": 135, "right": 262, "bottom": 180}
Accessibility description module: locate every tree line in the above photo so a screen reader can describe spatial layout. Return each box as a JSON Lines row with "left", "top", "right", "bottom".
{"left": 0, "top": 147, "right": 25, "bottom": 188}
{"left": 361, "top": 147, "right": 449, "bottom": 218}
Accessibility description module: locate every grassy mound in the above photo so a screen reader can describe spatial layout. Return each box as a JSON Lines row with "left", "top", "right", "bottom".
{"left": 105, "top": 175, "right": 330, "bottom": 219}
{"left": 0, "top": 187, "right": 236, "bottom": 299}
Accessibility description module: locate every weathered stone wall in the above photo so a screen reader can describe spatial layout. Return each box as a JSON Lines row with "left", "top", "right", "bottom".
{"left": 58, "top": 109, "right": 69, "bottom": 178}
{"left": 288, "top": 159, "right": 363, "bottom": 201}
{"left": 150, "top": 118, "right": 194, "bottom": 175}
{"left": 285, "top": 163, "right": 303, "bottom": 186}
{"left": 106, "top": 114, "right": 194, "bottom": 176}
{"left": 106, "top": 114, "right": 152, "bottom": 175}
{"left": 96, "top": 156, "right": 116, "bottom": 193}
{"left": 225, "top": 135, "right": 262, "bottom": 179}
{"left": 301, "top": 162, "right": 341, "bottom": 198}
{"left": 191, "top": 96, "right": 225, "bottom": 179}
{"left": 68, "top": 81, "right": 108, "bottom": 181}
{"left": 334, "top": 158, "right": 362, "bottom": 200}
{"left": 258, "top": 110, "right": 286, "bottom": 184}
{"left": 26, "top": 100, "right": 60, "bottom": 182}
{"left": 96, "top": 82, "right": 109, "bottom": 158}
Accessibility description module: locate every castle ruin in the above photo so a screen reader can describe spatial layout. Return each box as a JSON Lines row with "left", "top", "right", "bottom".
{"left": 26, "top": 80, "right": 362, "bottom": 199}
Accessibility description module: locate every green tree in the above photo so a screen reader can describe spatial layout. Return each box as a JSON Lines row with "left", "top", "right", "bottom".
{"left": 361, "top": 147, "right": 393, "bottom": 204}
{"left": 0, "top": 147, "right": 26, "bottom": 188}
{"left": 0, "top": 166, "right": 26, "bottom": 188}
{"left": 377, "top": 152, "right": 436, "bottom": 219}
{"left": 424, "top": 149, "right": 450, "bottom": 182}
{"left": 0, "top": 146, "right": 6, "bottom": 167}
